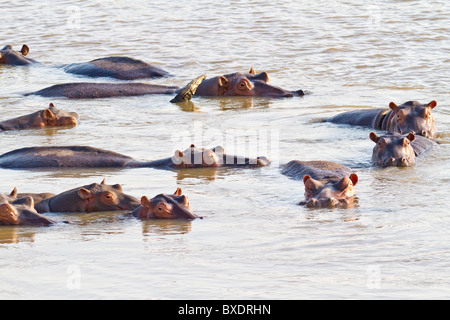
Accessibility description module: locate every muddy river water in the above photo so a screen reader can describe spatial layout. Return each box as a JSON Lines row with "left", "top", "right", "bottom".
{"left": 0, "top": 0, "right": 449, "bottom": 299}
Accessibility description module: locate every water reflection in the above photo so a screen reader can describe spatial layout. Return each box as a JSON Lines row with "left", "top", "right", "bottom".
{"left": 140, "top": 219, "right": 193, "bottom": 238}
{"left": 0, "top": 226, "right": 38, "bottom": 244}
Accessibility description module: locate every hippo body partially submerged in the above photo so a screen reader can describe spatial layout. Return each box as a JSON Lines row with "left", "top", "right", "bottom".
{"left": 194, "top": 68, "right": 306, "bottom": 98}
{"left": 0, "top": 103, "right": 79, "bottom": 132}
{"left": 0, "top": 145, "right": 270, "bottom": 169}
{"left": 18, "top": 179, "right": 140, "bottom": 213}
{"left": 369, "top": 131, "right": 436, "bottom": 167}
{"left": 282, "top": 160, "right": 359, "bottom": 208}
{"left": 132, "top": 188, "right": 198, "bottom": 220}
{"left": 0, "top": 192, "right": 55, "bottom": 226}
{"left": 327, "top": 101, "right": 438, "bottom": 139}
{"left": 29, "top": 69, "right": 306, "bottom": 100}
{"left": 0, "top": 45, "right": 37, "bottom": 66}
{"left": 30, "top": 82, "right": 179, "bottom": 99}
{"left": 64, "top": 56, "right": 169, "bottom": 80}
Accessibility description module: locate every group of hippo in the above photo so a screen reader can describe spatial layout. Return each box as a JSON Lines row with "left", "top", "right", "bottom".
{"left": 0, "top": 44, "right": 440, "bottom": 225}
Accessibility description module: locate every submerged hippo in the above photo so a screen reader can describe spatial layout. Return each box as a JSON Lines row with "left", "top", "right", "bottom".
{"left": 0, "top": 194, "right": 55, "bottom": 226}
{"left": 282, "top": 160, "right": 359, "bottom": 208}
{"left": 0, "top": 144, "right": 270, "bottom": 169}
{"left": 0, "top": 103, "right": 79, "bottom": 132}
{"left": 17, "top": 179, "right": 140, "bottom": 213}
{"left": 370, "top": 131, "right": 436, "bottom": 168}
{"left": 29, "top": 69, "right": 306, "bottom": 100}
{"left": 0, "top": 44, "right": 37, "bottom": 65}
{"left": 64, "top": 56, "right": 170, "bottom": 80}
{"left": 327, "top": 101, "right": 438, "bottom": 139}
{"left": 132, "top": 188, "right": 198, "bottom": 220}
{"left": 194, "top": 68, "right": 306, "bottom": 98}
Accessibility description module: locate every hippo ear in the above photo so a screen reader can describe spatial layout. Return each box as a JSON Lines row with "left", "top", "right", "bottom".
{"left": 43, "top": 109, "right": 56, "bottom": 121}
{"left": 389, "top": 102, "right": 399, "bottom": 113}
{"left": 10, "top": 187, "right": 18, "bottom": 198}
{"left": 218, "top": 76, "right": 229, "bottom": 88}
{"left": 174, "top": 188, "right": 183, "bottom": 196}
{"left": 407, "top": 131, "right": 415, "bottom": 142}
{"left": 112, "top": 184, "right": 123, "bottom": 192}
{"left": 428, "top": 100, "right": 437, "bottom": 109}
{"left": 369, "top": 132, "right": 379, "bottom": 143}
{"left": 178, "top": 195, "right": 190, "bottom": 206}
{"left": 212, "top": 146, "right": 225, "bottom": 155}
{"left": 13, "top": 196, "right": 34, "bottom": 208}
{"left": 78, "top": 188, "right": 93, "bottom": 200}
{"left": 249, "top": 67, "right": 256, "bottom": 75}
{"left": 349, "top": 173, "right": 359, "bottom": 186}
{"left": 141, "top": 196, "right": 151, "bottom": 208}
{"left": 100, "top": 178, "right": 106, "bottom": 185}
{"left": 20, "top": 45, "right": 29, "bottom": 56}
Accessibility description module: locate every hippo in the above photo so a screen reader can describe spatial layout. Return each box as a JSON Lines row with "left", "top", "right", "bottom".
{"left": 369, "top": 131, "right": 436, "bottom": 167}
{"left": 63, "top": 56, "right": 170, "bottom": 80}
{"left": 193, "top": 68, "right": 306, "bottom": 98}
{"left": 0, "top": 144, "right": 270, "bottom": 170}
{"left": 0, "top": 194, "right": 55, "bottom": 226}
{"left": 16, "top": 179, "right": 140, "bottom": 213}
{"left": 132, "top": 188, "right": 198, "bottom": 220}
{"left": 327, "top": 101, "right": 438, "bottom": 139}
{"left": 0, "top": 44, "right": 37, "bottom": 65}
{"left": 0, "top": 103, "right": 79, "bottom": 132}
{"left": 29, "top": 69, "right": 306, "bottom": 100}
{"left": 282, "top": 160, "right": 359, "bottom": 208}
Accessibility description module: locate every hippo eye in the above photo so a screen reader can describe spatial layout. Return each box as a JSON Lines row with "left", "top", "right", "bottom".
{"left": 238, "top": 81, "right": 248, "bottom": 90}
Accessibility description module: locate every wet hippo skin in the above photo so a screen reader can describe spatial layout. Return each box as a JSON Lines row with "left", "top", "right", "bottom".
{"left": 327, "top": 100, "right": 438, "bottom": 139}
{"left": 0, "top": 44, "right": 37, "bottom": 65}
{"left": 369, "top": 131, "right": 436, "bottom": 167}
{"left": 282, "top": 160, "right": 359, "bottom": 208}
{"left": 63, "top": 56, "right": 170, "bottom": 80}
{"left": 0, "top": 103, "right": 79, "bottom": 132}
{"left": 17, "top": 179, "right": 140, "bottom": 213}
{"left": 0, "top": 145, "right": 270, "bottom": 169}
{"left": 132, "top": 188, "right": 198, "bottom": 220}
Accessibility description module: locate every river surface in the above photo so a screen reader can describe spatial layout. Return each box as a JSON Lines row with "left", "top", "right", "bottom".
{"left": 0, "top": 0, "right": 449, "bottom": 299}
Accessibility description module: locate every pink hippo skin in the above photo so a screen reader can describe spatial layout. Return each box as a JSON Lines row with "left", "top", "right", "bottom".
{"left": 132, "top": 188, "right": 198, "bottom": 220}
{"left": 0, "top": 103, "right": 79, "bottom": 132}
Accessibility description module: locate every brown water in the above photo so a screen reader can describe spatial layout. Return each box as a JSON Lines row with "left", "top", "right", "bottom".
{"left": 0, "top": 0, "right": 449, "bottom": 299}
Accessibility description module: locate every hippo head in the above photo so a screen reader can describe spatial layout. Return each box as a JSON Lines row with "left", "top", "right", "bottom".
{"left": 171, "top": 144, "right": 221, "bottom": 168}
{"left": 301, "top": 174, "right": 359, "bottom": 208}
{"left": 36, "top": 103, "right": 79, "bottom": 128}
{"left": 389, "top": 101, "right": 437, "bottom": 139}
{"left": 133, "top": 188, "right": 197, "bottom": 219}
{"left": 47, "top": 179, "right": 140, "bottom": 213}
{"left": 0, "top": 45, "right": 35, "bottom": 65}
{"left": 75, "top": 179, "right": 140, "bottom": 212}
{"left": 0, "top": 196, "right": 55, "bottom": 226}
{"left": 370, "top": 131, "right": 416, "bottom": 167}
{"left": 195, "top": 68, "right": 305, "bottom": 98}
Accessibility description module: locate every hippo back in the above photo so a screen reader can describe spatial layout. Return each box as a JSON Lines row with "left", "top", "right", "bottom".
{"left": 0, "top": 146, "right": 134, "bottom": 169}
{"left": 282, "top": 160, "right": 353, "bottom": 182}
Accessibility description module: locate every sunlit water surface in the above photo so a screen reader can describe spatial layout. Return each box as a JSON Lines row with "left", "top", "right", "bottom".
{"left": 0, "top": 0, "right": 449, "bottom": 299}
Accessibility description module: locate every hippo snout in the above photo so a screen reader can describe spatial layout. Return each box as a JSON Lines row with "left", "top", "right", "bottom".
{"left": 305, "top": 197, "right": 349, "bottom": 208}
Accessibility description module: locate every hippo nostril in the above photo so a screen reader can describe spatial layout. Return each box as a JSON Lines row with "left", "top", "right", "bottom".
{"left": 306, "top": 199, "right": 319, "bottom": 208}
{"left": 328, "top": 198, "right": 339, "bottom": 208}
